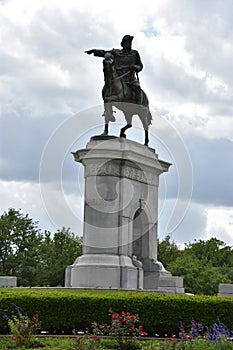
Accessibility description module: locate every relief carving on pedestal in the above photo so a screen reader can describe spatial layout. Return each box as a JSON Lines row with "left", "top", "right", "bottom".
{"left": 85, "top": 162, "right": 157, "bottom": 185}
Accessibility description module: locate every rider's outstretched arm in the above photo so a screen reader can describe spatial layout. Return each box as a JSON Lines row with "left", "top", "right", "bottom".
{"left": 85, "top": 49, "right": 108, "bottom": 57}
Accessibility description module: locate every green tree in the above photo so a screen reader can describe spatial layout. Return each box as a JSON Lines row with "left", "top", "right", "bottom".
{"left": 157, "top": 235, "right": 181, "bottom": 268}
{"left": 167, "top": 237, "right": 233, "bottom": 295}
{"left": 34, "top": 230, "right": 53, "bottom": 286}
{"left": 0, "top": 208, "right": 43, "bottom": 286}
{"left": 168, "top": 254, "right": 230, "bottom": 295}
{"left": 0, "top": 209, "right": 83, "bottom": 287}
{"left": 183, "top": 238, "right": 233, "bottom": 267}
{"left": 38, "top": 227, "right": 82, "bottom": 286}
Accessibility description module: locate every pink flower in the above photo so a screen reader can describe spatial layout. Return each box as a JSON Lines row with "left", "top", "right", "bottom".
{"left": 139, "top": 325, "right": 143, "bottom": 329}
{"left": 131, "top": 326, "right": 135, "bottom": 331}
{"left": 92, "top": 334, "right": 97, "bottom": 339}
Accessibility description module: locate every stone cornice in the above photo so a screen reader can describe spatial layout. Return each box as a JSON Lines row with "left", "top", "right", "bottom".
{"left": 72, "top": 137, "right": 171, "bottom": 176}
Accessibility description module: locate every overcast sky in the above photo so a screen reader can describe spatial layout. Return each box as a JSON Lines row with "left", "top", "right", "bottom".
{"left": 0, "top": 0, "right": 233, "bottom": 247}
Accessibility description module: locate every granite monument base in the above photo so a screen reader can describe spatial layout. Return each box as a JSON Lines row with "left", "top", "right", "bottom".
{"left": 65, "top": 254, "right": 143, "bottom": 289}
{"left": 65, "top": 136, "right": 184, "bottom": 293}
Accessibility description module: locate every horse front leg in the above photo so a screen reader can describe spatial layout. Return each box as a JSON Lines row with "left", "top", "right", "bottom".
{"left": 101, "top": 102, "right": 114, "bottom": 136}
{"left": 101, "top": 122, "right": 109, "bottom": 136}
{"left": 104, "top": 102, "right": 116, "bottom": 122}
{"left": 120, "top": 124, "right": 132, "bottom": 138}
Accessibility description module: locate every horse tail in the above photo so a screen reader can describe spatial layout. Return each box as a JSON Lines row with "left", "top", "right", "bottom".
{"left": 141, "top": 90, "right": 148, "bottom": 107}
{"left": 140, "top": 90, "right": 152, "bottom": 125}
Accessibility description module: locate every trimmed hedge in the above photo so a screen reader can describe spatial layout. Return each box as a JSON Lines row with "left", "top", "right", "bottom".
{"left": 0, "top": 288, "right": 233, "bottom": 336}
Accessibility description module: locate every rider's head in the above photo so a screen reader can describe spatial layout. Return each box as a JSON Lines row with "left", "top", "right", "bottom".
{"left": 121, "top": 35, "right": 134, "bottom": 50}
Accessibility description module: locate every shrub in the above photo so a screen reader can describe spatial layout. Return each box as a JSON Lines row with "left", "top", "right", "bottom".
{"left": 0, "top": 289, "right": 233, "bottom": 336}
{"left": 93, "top": 308, "right": 145, "bottom": 350}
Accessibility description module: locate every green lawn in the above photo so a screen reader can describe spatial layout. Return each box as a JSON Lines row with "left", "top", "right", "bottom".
{"left": 0, "top": 337, "right": 119, "bottom": 349}
{"left": 0, "top": 336, "right": 232, "bottom": 350}
{"left": 0, "top": 336, "right": 75, "bottom": 349}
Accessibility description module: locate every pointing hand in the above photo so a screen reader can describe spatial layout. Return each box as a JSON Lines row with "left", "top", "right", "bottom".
{"left": 85, "top": 49, "right": 94, "bottom": 55}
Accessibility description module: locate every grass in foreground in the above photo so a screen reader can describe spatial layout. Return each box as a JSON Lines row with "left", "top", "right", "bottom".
{"left": 0, "top": 337, "right": 119, "bottom": 349}
{"left": 0, "top": 337, "right": 233, "bottom": 349}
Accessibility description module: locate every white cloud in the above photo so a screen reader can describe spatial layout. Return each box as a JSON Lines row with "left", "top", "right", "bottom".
{"left": 163, "top": 111, "right": 233, "bottom": 142}
{"left": 158, "top": 199, "right": 208, "bottom": 244}
{"left": 159, "top": 201, "right": 233, "bottom": 247}
{"left": 207, "top": 207, "right": 233, "bottom": 246}
{"left": 0, "top": 180, "right": 57, "bottom": 232}
{"left": 0, "top": 180, "right": 83, "bottom": 235}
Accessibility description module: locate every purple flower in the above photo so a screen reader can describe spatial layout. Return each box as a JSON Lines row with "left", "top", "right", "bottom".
{"left": 12, "top": 303, "right": 23, "bottom": 315}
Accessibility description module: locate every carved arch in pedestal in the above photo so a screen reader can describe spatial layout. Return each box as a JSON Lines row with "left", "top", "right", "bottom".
{"left": 132, "top": 209, "right": 150, "bottom": 261}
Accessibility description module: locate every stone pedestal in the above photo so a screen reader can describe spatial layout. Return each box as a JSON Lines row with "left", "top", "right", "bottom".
{"left": 65, "top": 136, "right": 184, "bottom": 293}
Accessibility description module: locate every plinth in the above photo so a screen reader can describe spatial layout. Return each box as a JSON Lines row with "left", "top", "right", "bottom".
{"left": 65, "top": 136, "right": 184, "bottom": 293}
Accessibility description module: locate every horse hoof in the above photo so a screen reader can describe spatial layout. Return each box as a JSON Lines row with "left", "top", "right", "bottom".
{"left": 120, "top": 133, "right": 126, "bottom": 138}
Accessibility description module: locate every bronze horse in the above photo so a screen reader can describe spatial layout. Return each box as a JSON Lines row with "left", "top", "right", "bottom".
{"left": 101, "top": 53, "right": 152, "bottom": 146}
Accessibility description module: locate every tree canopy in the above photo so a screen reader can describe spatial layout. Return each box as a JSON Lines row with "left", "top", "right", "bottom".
{"left": 0, "top": 208, "right": 82, "bottom": 287}
{"left": 158, "top": 235, "right": 233, "bottom": 295}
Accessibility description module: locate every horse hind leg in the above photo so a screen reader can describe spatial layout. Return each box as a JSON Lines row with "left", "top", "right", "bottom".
{"left": 119, "top": 111, "right": 133, "bottom": 138}
{"left": 145, "top": 130, "right": 149, "bottom": 146}
{"left": 137, "top": 107, "right": 150, "bottom": 146}
{"left": 120, "top": 124, "right": 132, "bottom": 138}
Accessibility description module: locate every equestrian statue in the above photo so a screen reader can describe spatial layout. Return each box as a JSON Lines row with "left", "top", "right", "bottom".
{"left": 85, "top": 35, "right": 152, "bottom": 146}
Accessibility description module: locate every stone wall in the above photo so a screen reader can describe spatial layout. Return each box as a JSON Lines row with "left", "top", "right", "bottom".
{"left": 0, "top": 276, "right": 17, "bottom": 287}
{"left": 218, "top": 283, "right": 233, "bottom": 296}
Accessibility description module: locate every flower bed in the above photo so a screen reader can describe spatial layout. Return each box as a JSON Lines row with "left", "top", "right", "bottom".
{"left": 2, "top": 300, "right": 233, "bottom": 349}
